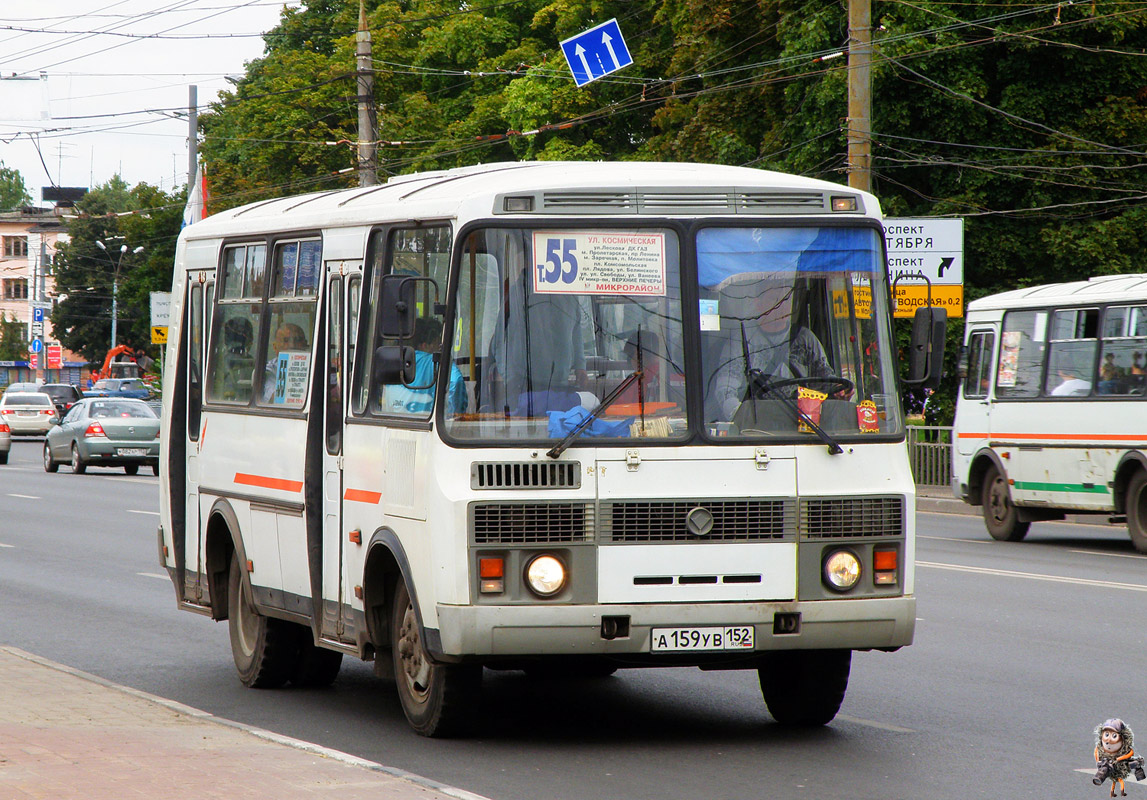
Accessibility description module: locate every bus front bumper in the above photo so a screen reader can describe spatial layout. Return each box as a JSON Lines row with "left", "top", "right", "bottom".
{"left": 433, "top": 595, "right": 915, "bottom": 658}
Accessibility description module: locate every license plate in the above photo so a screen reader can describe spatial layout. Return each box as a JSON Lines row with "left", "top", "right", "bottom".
{"left": 650, "top": 626, "right": 754, "bottom": 652}
{"left": 117, "top": 448, "right": 148, "bottom": 457}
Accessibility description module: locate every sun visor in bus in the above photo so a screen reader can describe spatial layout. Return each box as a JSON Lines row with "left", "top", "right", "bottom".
{"left": 696, "top": 227, "right": 882, "bottom": 288}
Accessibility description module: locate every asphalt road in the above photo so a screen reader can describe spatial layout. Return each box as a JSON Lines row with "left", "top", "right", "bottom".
{"left": 1, "top": 436, "right": 1142, "bottom": 799}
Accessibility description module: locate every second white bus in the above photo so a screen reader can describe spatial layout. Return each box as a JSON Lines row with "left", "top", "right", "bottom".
{"left": 953, "top": 274, "right": 1147, "bottom": 550}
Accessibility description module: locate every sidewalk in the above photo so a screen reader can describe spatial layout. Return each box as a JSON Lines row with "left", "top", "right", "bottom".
{"left": 0, "top": 647, "right": 488, "bottom": 800}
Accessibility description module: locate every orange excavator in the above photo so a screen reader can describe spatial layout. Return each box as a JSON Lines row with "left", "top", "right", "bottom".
{"left": 95, "top": 344, "right": 143, "bottom": 381}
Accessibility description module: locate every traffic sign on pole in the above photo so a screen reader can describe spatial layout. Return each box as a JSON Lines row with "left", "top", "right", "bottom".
{"left": 29, "top": 338, "right": 43, "bottom": 354}
{"left": 560, "top": 19, "right": 633, "bottom": 87}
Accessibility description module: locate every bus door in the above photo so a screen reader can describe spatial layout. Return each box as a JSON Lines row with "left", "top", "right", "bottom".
{"left": 184, "top": 270, "right": 213, "bottom": 603}
{"left": 319, "top": 266, "right": 358, "bottom": 642}
{"left": 956, "top": 327, "right": 996, "bottom": 458}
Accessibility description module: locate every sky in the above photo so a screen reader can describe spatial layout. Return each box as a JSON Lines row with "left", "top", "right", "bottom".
{"left": 0, "top": 1, "right": 300, "bottom": 208}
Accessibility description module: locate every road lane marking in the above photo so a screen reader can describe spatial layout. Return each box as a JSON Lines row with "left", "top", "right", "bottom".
{"left": 1068, "top": 548, "right": 1147, "bottom": 560}
{"left": 137, "top": 572, "right": 168, "bottom": 580}
{"left": 919, "top": 535, "right": 993, "bottom": 545}
{"left": 7, "top": 493, "right": 40, "bottom": 500}
{"left": 0, "top": 543, "right": 13, "bottom": 548}
{"left": 128, "top": 509, "right": 160, "bottom": 517}
{"left": 836, "top": 714, "right": 915, "bottom": 734}
{"left": 918, "top": 560, "right": 1147, "bottom": 592}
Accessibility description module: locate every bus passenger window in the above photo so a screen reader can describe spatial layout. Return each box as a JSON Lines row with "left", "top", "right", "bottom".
{"left": 962, "top": 331, "right": 994, "bottom": 399}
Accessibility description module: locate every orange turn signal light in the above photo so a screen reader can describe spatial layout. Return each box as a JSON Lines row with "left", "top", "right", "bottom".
{"left": 479, "top": 557, "right": 505, "bottom": 594}
{"left": 873, "top": 549, "right": 898, "bottom": 585}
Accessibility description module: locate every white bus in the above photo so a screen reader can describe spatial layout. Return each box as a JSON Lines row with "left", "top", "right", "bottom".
{"left": 953, "top": 274, "right": 1147, "bottom": 550}
{"left": 158, "top": 161, "right": 941, "bottom": 736}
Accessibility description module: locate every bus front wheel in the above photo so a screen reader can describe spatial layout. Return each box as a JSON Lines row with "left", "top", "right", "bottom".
{"left": 391, "top": 580, "right": 480, "bottom": 737}
{"left": 981, "top": 464, "right": 1030, "bottom": 542}
{"left": 1125, "top": 471, "right": 1147, "bottom": 553}
{"left": 758, "top": 649, "right": 851, "bottom": 726}
{"left": 227, "top": 553, "right": 296, "bottom": 688}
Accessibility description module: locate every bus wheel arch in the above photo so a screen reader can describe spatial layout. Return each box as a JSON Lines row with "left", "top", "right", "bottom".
{"left": 1122, "top": 466, "right": 1147, "bottom": 554}
{"left": 361, "top": 530, "right": 410, "bottom": 661}
{"left": 1112, "top": 454, "right": 1147, "bottom": 516}
{"left": 966, "top": 450, "right": 1005, "bottom": 508}
{"left": 981, "top": 461, "right": 1030, "bottom": 542}
{"left": 204, "top": 499, "right": 248, "bottom": 621}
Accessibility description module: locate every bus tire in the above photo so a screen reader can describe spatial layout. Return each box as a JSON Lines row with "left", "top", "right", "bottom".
{"left": 290, "top": 627, "right": 343, "bottom": 688}
{"left": 391, "top": 580, "right": 480, "bottom": 737}
{"left": 981, "top": 464, "right": 1030, "bottom": 542}
{"left": 227, "top": 553, "right": 297, "bottom": 689}
{"left": 1125, "top": 471, "right": 1147, "bottom": 554}
{"left": 758, "top": 649, "right": 851, "bottom": 726}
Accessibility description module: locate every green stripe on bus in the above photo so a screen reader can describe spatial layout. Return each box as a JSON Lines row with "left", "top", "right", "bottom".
{"left": 1011, "top": 481, "right": 1110, "bottom": 494}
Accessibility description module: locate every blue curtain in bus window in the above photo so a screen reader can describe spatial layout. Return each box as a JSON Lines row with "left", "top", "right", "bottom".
{"left": 277, "top": 243, "right": 298, "bottom": 295}
{"left": 297, "top": 241, "right": 321, "bottom": 296}
{"left": 696, "top": 227, "right": 880, "bottom": 288}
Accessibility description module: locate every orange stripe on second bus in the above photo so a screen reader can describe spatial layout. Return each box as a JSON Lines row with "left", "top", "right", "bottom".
{"left": 957, "top": 431, "right": 1147, "bottom": 442}
{"left": 234, "top": 472, "right": 304, "bottom": 493}
{"left": 344, "top": 488, "right": 382, "bottom": 504}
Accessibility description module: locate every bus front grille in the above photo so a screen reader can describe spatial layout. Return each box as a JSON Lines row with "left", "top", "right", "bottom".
{"left": 471, "top": 502, "right": 593, "bottom": 544}
{"left": 799, "top": 496, "right": 904, "bottom": 539}
{"left": 471, "top": 461, "right": 581, "bottom": 489}
{"left": 600, "top": 499, "right": 793, "bottom": 543}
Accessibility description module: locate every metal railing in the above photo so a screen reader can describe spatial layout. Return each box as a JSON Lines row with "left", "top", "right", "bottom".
{"left": 907, "top": 425, "right": 952, "bottom": 489}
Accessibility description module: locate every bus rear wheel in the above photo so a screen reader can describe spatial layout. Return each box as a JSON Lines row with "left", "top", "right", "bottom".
{"left": 227, "top": 554, "right": 297, "bottom": 688}
{"left": 1125, "top": 471, "right": 1147, "bottom": 554}
{"left": 758, "top": 649, "right": 851, "bottom": 726}
{"left": 391, "top": 580, "right": 480, "bottom": 737}
{"left": 981, "top": 464, "right": 1030, "bottom": 541}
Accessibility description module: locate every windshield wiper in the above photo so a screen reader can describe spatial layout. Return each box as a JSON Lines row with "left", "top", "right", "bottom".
{"left": 746, "top": 369, "right": 844, "bottom": 456}
{"left": 546, "top": 369, "right": 642, "bottom": 459}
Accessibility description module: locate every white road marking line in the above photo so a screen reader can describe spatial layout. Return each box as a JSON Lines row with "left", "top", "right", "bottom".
{"left": 137, "top": 572, "right": 168, "bottom": 580}
{"left": 128, "top": 509, "right": 160, "bottom": 517}
{"left": 918, "top": 535, "right": 993, "bottom": 545}
{"left": 918, "top": 560, "right": 1147, "bottom": 592}
{"left": 0, "top": 543, "right": 13, "bottom": 548}
{"left": 836, "top": 714, "right": 915, "bottom": 734}
{"left": 7, "top": 493, "right": 40, "bottom": 499}
{"left": 1068, "top": 548, "right": 1147, "bottom": 560}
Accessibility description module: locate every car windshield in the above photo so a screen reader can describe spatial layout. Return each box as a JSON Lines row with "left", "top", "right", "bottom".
{"left": 696, "top": 226, "right": 901, "bottom": 440}
{"left": 4, "top": 393, "right": 51, "bottom": 406}
{"left": 444, "top": 227, "right": 688, "bottom": 443}
{"left": 93, "top": 380, "right": 116, "bottom": 390}
{"left": 88, "top": 400, "right": 155, "bottom": 418}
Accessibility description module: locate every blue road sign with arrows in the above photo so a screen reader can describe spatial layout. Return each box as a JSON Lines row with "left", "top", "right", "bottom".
{"left": 560, "top": 19, "right": 633, "bottom": 87}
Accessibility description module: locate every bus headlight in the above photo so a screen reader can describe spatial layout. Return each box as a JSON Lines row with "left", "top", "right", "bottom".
{"left": 525, "top": 554, "right": 566, "bottom": 597}
{"left": 823, "top": 550, "right": 861, "bottom": 592}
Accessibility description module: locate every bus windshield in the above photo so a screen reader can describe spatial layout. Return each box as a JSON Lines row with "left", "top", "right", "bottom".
{"left": 446, "top": 227, "right": 688, "bottom": 442}
{"left": 443, "top": 224, "right": 900, "bottom": 443}
{"left": 697, "top": 226, "right": 901, "bottom": 440}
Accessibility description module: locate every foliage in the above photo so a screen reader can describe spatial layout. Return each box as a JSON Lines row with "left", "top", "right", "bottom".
{"left": 0, "top": 161, "right": 31, "bottom": 211}
{"left": 0, "top": 314, "right": 28, "bottom": 361}
{"left": 50, "top": 177, "right": 182, "bottom": 364}
{"left": 190, "top": 0, "right": 1147, "bottom": 409}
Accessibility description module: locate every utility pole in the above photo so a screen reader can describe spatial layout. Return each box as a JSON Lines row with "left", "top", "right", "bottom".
{"left": 356, "top": 1, "right": 379, "bottom": 186}
{"left": 847, "top": 0, "right": 872, "bottom": 193}
{"left": 188, "top": 85, "right": 198, "bottom": 185}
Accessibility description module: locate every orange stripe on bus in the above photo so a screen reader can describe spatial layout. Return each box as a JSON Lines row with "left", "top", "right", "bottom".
{"left": 344, "top": 488, "right": 382, "bottom": 504}
{"left": 234, "top": 473, "right": 304, "bottom": 493}
{"left": 957, "top": 432, "right": 1147, "bottom": 442}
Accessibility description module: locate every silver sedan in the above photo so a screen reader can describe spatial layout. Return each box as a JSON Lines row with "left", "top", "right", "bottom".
{"left": 44, "top": 397, "right": 160, "bottom": 475}
{"left": 0, "top": 392, "right": 59, "bottom": 435}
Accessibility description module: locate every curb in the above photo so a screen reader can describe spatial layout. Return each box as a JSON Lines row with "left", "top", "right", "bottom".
{"left": 0, "top": 646, "right": 494, "bottom": 800}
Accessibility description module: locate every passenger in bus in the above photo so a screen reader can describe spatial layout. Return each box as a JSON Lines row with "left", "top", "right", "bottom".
{"left": 1099, "top": 353, "right": 1122, "bottom": 394}
{"left": 1051, "top": 366, "right": 1092, "bottom": 396}
{"left": 1133, "top": 352, "right": 1145, "bottom": 375}
{"left": 710, "top": 278, "right": 834, "bottom": 420}
{"left": 382, "top": 317, "right": 467, "bottom": 415}
{"left": 263, "top": 322, "right": 309, "bottom": 402}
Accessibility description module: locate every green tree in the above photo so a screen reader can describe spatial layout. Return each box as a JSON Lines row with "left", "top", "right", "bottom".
{"left": 0, "top": 161, "right": 31, "bottom": 211}
{"left": 0, "top": 314, "right": 27, "bottom": 361}
{"left": 50, "top": 177, "right": 182, "bottom": 364}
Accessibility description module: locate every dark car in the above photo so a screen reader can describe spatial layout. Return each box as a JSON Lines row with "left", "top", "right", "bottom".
{"left": 43, "top": 397, "right": 160, "bottom": 475}
{"left": 39, "top": 383, "right": 83, "bottom": 416}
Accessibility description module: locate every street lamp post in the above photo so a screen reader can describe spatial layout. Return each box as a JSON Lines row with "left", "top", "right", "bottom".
{"left": 95, "top": 240, "right": 145, "bottom": 350}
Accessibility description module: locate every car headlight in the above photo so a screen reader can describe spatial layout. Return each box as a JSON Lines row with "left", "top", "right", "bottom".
{"left": 525, "top": 554, "right": 566, "bottom": 597}
{"left": 823, "top": 550, "right": 861, "bottom": 592}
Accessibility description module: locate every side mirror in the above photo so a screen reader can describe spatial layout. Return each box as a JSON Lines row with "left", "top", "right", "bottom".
{"left": 378, "top": 275, "right": 419, "bottom": 339}
{"left": 906, "top": 306, "right": 947, "bottom": 390}
{"left": 373, "top": 345, "right": 416, "bottom": 386}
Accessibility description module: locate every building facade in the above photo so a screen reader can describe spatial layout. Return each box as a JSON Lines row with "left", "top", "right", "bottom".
{"left": 0, "top": 207, "right": 87, "bottom": 387}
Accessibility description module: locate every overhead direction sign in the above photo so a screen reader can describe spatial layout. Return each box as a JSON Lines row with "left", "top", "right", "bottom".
{"left": 884, "top": 218, "right": 965, "bottom": 318}
{"left": 560, "top": 19, "right": 633, "bottom": 87}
